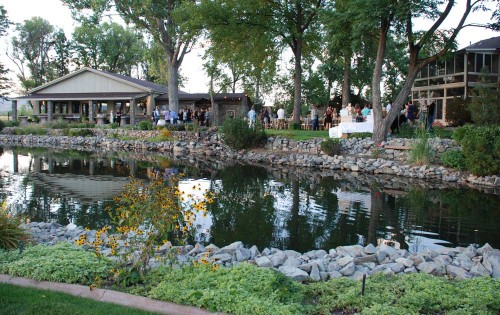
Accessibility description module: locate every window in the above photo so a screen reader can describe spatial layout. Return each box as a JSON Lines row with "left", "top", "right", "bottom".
{"left": 429, "top": 61, "right": 436, "bottom": 77}
{"left": 467, "top": 53, "right": 475, "bottom": 72}
{"left": 455, "top": 54, "right": 465, "bottom": 73}
{"left": 72, "top": 101, "right": 80, "bottom": 114}
{"left": 492, "top": 55, "right": 499, "bottom": 74}
{"left": 436, "top": 99, "right": 443, "bottom": 120}
{"left": 430, "top": 77, "right": 445, "bottom": 86}
{"left": 447, "top": 87, "right": 465, "bottom": 97}
{"left": 420, "top": 66, "right": 428, "bottom": 78}
{"left": 484, "top": 54, "right": 492, "bottom": 73}
{"left": 415, "top": 79, "right": 428, "bottom": 87}
{"left": 446, "top": 59, "right": 454, "bottom": 75}
{"left": 476, "top": 53, "right": 483, "bottom": 72}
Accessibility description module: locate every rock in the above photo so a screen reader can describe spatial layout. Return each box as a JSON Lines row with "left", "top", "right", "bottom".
{"left": 409, "top": 254, "right": 425, "bottom": 266}
{"left": 249, "top": 245, "right": 260, "bottom": 258}
{"left": 470, "top": 262, "right": 491, "bottom": 277}
{"left": 395, "top": 257, "right": 414, "bottom": 268}
{"left": 205, "top": 244, "right": 220, "bottom": 252}
{"left": 354, "top": 254, "right": 377, "bottom": 265}
{"left": 327, "top": 261, "right": 340, "bottom": 272}
{"left": 433, "top": 255, "right": 453, "bottom": 266}
{"left": 463, "top": 245, "right": 477, "bottom": 259}
{"left": 255, "top": 256, "right": 272, "bottom": 268}
{"left": 338, "top": 256, "right": 354, "bottom": 267}
{"left": 304, "top": 249, "right": 327, "bottom": 259}
{"left": 328, "top": 271, "right": 343, "bottom": 279}
{"left": 417, "top": 262, "right": 439, "bottom": 275}
{"left": 348, "top": 271, "right": 366, "bottom": 281}
{"left": 477, "top": 243, "right": 494, "bottom": 255}
{"left": 283, "top": 257, "right": 302, "bottom": 268}
{"left": 339, "top": 262, "right": 355, "bottom": 276}
{"left": 217, "top": 241, "right": 243, "bottom": 254}
{"left": 364, "top": 243, "right": 377, "bottom": 255}
{"left": 336, "top": 245, "right": 364, "bottom": 257}
{"left": 235, "top": 248, "right": 251, "bottom": 262}
{"left": 278, "top": 266, "right": 309, "bottom": 282}
{"left": 403, "top": 267, "right": 418, "bottom": 274}
{"left": 453, "top": 254, "right": 473, "bottom": 271}
{"left": 310, "top": 264, "right": 321, "bottom": 281}
{"left": 283, "top": 250, "right": 301, "bottom": 258}
{"left": 386, "top": 262, "right": 405, "bottom": 274}
{"left": 446, "top": 265, "right": 472, "bottom": 280}
{"left": 269, "top": 251, "right": 288, "bottom": 267}
{"left": 375, "top": 250, "right": 387, "bottom": 263}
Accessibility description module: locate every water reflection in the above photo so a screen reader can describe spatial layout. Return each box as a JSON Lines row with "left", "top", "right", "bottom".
{"left": 0, "top": 146, "right": 499, "bottom": 252}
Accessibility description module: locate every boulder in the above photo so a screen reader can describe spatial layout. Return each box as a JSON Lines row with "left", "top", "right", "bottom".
{"left": 339, "top": 262, "right": 355, "bottom": 276}
{"left": 364, "top": 243, "right": 377, "bottom": 255}
{"left": 283, "top": 256, "right": 302, "bottom": 268}
{"left": 354, "top": 254, "right": 377, "bottom": 265}
{"left": 470, "top": 262, "right": 491, "bottom": 277}
{"left": 255, "top": 256, "right": 272, "bottom": 268}
{"left": 338, "top": 256, "right": 355, "bottom": 267}
{"left": 278, "top": 266, "right": 309, "bottom": 282}
{"left": 395, "top": 257, "right": 414, "bottom": 268}
{"left": 446, "top": 265, "right": 472, "bottom": 280}
{"left": 235, "top": 248, "right": 251, "bottom": 262}
{"left": 310, "top": 264, "right": 321, "bottom": 281}
{"left": 269, "top": 251, "right": 288, "bottom": 267}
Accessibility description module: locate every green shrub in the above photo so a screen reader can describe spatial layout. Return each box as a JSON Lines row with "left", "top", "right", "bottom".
{"left": 2, "top": 120, "right": 20, "bottom": 128}
{"left": 467, "top": 72, "right": 500, "bottom": 125}
{"left": 70, "top": 122, "right": 95, "bottom": 129}
{"left": 290, "top": 122, "right": 301, "bottom": 130}
{"left": 453, "top": 124, "right": 500, "bottom": 176}
{"left": 68, "top": 128, "right": 94, "bottom": 137}
{"left": 47, "top": 119, "right": 69, "bottom": 129}
{"left": 14, "top": 126, "right": 48, "bottom": 135}
{"left": 138, "top": 120, "right": 153, "bottom": 130}
{"left": 320, "top": 138, "right": 341, "bottom": 156}
{"left": 0, "top": 242, "right": 112, "bottom": 284}
{"left": 109, "top": 122, "right": 119, "bottom": 129}
{"left": 146, "top": 263, "right": 304, "bottom": 315}
{"left": 184, "top": 121, "right": 199, "bottom": 132}
{"left": 395, "top": 123, "right": 415, "bottom": 138}
{"left": 0, "top": 210, "right": 27, "bottom": 250}
{"left": 445, "top": 96, "right": 472, "bottom": 126}
{"left": 220, "top": 117, "right": 267, "bottom": 150}
{"left": 409, "top": 129, "right": 433, "bottom": 165}
{"left": 0, "top": 119, "right": 4, "bottom": 132}
{"left": 166, "top": 124, "right": 186, "bottom": 131}
{"left": 440, "top": 150, "right": 466, "bottom": 170}
{"left": 349, "top": 132, "right": 372, "bottom": 139}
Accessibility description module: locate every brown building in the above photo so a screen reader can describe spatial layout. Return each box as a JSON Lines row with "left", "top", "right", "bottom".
{"left": 12, "top": 67, "right": 251, "bottom": 125}
{"left": 411, "top": 36, "right": 500, "bottom": 123}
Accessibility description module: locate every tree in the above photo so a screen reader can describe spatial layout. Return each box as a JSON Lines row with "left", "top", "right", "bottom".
{"left": 8, "top": 17, "right": 56, "bottom": 92}
{"left": 52, "top": 29, "right": 71, "bottom": 79}
{"left": 72, "top": 22, "right": 145, "bottom": 75}
{"left": 63, "top": 0, "right": 202, "bottom": 113}
{"left": 0, "top": 5, "right": 12, "bottom": 99}
{"left": 468, "top": 69, "right": 500, "bottom": 125}
{"left": 200, "top": 0, "right": 325, "bottom": 124}
{"left": 350, "top": 0, "right": 499, "bottom": 142}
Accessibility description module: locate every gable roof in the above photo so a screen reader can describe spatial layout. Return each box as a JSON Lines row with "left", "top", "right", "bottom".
{"left": 463, "top": 36, "right": 500, "bottom": 52}
{"left": 27, "top": 67, "right": 169, "bottom": 94}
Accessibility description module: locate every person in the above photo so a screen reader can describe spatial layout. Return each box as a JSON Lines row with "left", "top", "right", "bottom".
{"left": 406, "top": 101, "right": 414, "bottom": 127}
{"left": 153, "top": 106, "right": 160, "bottom": 126}
{"left": 248, "top": 106, "right": 256, "bottom": 128}
{"left": 418, "top": 101, "right": 427, "bottom": 129}
{"left": 164, "top": 109, "right": 170, "bottom": 124}
{"left": 354, "top": 104, "right": 363, "bottom": 122}
{"left": 277, "top": 106, "right": 285, "bottom": 129}
{"left": 427, "top": 101, "right": 436, "bottom": 131}
{"left": 386, "top": 100, "right": 392, "bottom": 117}
{"left": 116, "top": 110, "right": 121, "bottom": 126}
{"left": 205, "top": 109, "right": 210, "bottom": 127}
{"left": 170, "top": 110, "right": 178, "bottom": 124}
{"left": 361, "top": 104, "right": 371, "bottom": 119}
{"left": 109, "top": 110, "right": 114, "bottom": 124}
{"left": 324, "top": 106, "right": 333, "bottom": 130}
{"left": 311, "top": 105, "right": 319, "bottom": 130}
{"left": 261, "top": 108, "right": 270, "bottom": 129}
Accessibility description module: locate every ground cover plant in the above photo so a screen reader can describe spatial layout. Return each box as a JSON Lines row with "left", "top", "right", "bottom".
{"left": 320, "top": 138, "right": 341, "bottom": 156}
{"left": 0, "top": 283, "right": 157, "bottom": 315}
{"left": 0, "top": 206, "right": 27, "bottom": 249}
{"left": 0, "top": 242, "right": 112, "bottom": 285}
{"left": 265, "top": 129, "right": 329, "bottom": 141}
{"left": 220, "top": 117, "right": 267, "bottom": 150}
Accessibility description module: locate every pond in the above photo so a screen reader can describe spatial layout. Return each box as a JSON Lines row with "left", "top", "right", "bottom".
{"left": 1, "top": 146, "right": 499, "bottom": 253}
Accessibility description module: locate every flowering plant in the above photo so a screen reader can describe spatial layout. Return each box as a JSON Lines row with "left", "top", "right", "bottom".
{"left": 370, "top": 143, "right": 385, "bottom": 158}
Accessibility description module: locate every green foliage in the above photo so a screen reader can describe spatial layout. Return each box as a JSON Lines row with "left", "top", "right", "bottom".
{"left": 445, "top": 96, "right": 472, "bottom": 127}
{"left": 3, "top": 120, "right": 21, "bottom": 128}
{"left": 452, "top": 124, "right": 500, "bottom": 176}
{"left": 0, "top": 242, "right": 112, "bottom": 284}
{"left": 184, "top": 121, "right": 199, "bottom": 132}
{"left": 467, "top": 71, "right": 500, "bottom": 125}
{"left": 0, "top": 209, "right": 27, "bottom": 250}
{"left": 14, "top": 126, "right": 48, "bottom": 135}
{"left": 146, "top": 263, "right": 304, "bottom": 315}
{"left": 0, "top": 283, "right": 157, "bottom": 315}
{"left": 0, "top": 119, "right": 3, "bottom": 132}
{"left": 166, "top": 124, "right": 186, "bottom": 131}
{"left": 47, "top": 119, "right": 69, "bottom": 129}
{"left": 320, "top": 138, "right": 341, "bottom": 156}
{"left": 68, "top": 128, "right": 94, "bottom": 137}
{"left": 69, "top": 122, "right": 95, "bottom": 129}
{"left": 349, "top": 132, "right": 372, "bottom": 139}
{"left": 109, "top": 122, "right": 119, "bottom": 129}
{"left": 220, "top": 116, "right": 267, "bottom": 150}
{"left": 409, "top": 129, "right": 433, "bottom": 165}
{"left": 440, "top": 150, "right": 467, "bottom": 170}
{"left": 394, "top": 123, "right": 415, "bottom": 139}
{"left": 304, "top": 273, "right": 500, "bottom": 314}
{"left": 138, "top": 120, "right": 153, "bottom": 130}
{"left": 290, "top": 122, "right": 302, "bottom": 130}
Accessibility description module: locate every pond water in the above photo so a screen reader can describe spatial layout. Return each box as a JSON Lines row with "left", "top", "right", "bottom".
{"left": 1, "top": 146, "right": 499, "bottom": 253}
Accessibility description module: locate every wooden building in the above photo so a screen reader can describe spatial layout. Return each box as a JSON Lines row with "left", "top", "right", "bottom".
{"left": 12, "top": 67, "right": 251, "bottom": 125}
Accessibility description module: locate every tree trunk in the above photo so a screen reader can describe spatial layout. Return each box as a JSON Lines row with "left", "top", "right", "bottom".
{"left": 293, "top": 40, "right": 302, "bottom": 124}
{"left": 168, "top": 62, "right": 180, "bottom": 113}
{"left": 371, "top": 18, "right": 390, "bottom": 143}
{"left": 342, "top": 54, "right": 351, "bottom": 108}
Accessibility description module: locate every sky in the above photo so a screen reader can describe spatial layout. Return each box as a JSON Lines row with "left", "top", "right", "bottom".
{"left": 1, "top": 0, "right": 499, "bottom": 99}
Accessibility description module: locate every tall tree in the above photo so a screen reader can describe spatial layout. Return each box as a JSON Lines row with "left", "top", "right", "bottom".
{"left": 350, "top": 0, "right": 499, "bottom": 142}
{"left": 63, "top": 0, "right": 201, "bottom": 113}
{"left": 0, "top": 5, "right": 12, "bottom": 99}
{"left": 200, "top": 0, "right": 324, "bottom": 124}
{"left": 8, "top": 17, "right": 55, "bottom": 92}
{"left": 72, "top": 22, "right": 145, "bottom": 75}
{"left": 52, "top": 29, "right": 71, "bottom": 79}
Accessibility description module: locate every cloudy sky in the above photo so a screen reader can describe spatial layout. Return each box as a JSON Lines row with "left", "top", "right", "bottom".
{"left": 1, "top": 0, "right": 499, "bottom": 98}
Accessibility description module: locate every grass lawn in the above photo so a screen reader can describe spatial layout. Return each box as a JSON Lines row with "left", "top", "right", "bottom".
{"left": 0, "top": 283, "right": 157, "bottom": 315}
{"left": 265, "top": 129, "right": 329, "bottom": 140}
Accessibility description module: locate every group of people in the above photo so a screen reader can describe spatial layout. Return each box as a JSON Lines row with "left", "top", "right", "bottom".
{"left": 153, "top": 106, "right": 211, "bottom": 127}
{"left": 386, "top": 100, "right": 436, "bottom": 134}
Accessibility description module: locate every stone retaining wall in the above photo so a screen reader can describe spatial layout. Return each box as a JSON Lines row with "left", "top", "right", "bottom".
{"left": 0, "top": 130, "right": 498, "bottom": 187}
{"left": 22, "top": 222, "right": 500, "bottom": 282}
